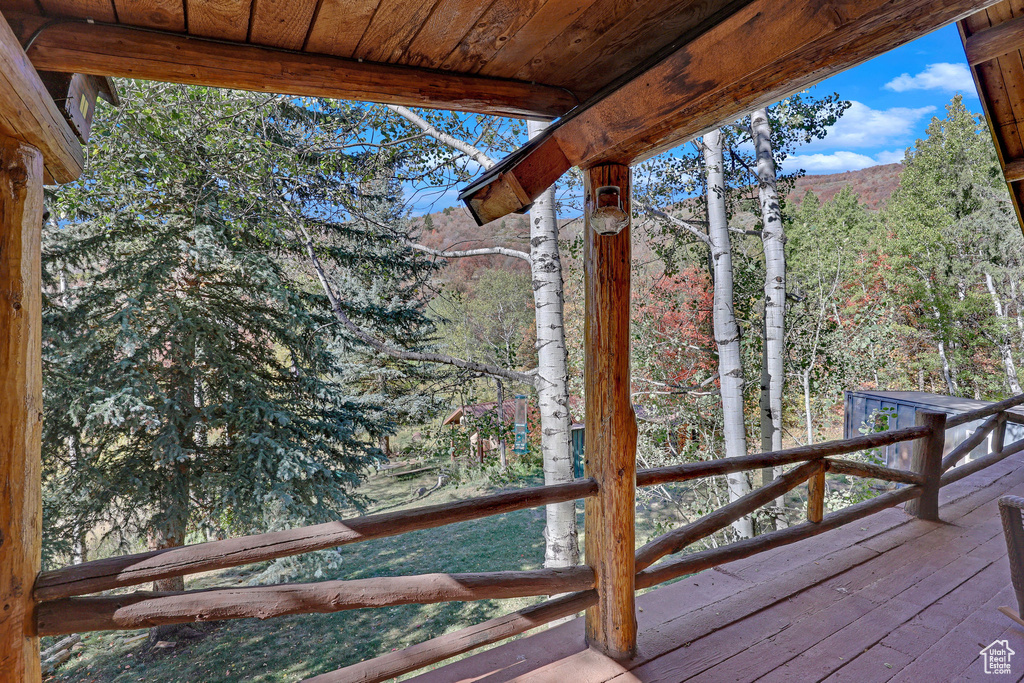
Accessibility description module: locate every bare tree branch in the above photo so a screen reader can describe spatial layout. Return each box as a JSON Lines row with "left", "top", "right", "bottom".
{"left": 644, "top": 205, "right": 712, "bottom": 248}
{"left": 407, "top": 242, "right": 531, "bottom": 262}
{"left": 386, "top": 105, "right": 496, "bottom": 171}
{"left": 298, "top": 225, "right": 536, "bottom": 386}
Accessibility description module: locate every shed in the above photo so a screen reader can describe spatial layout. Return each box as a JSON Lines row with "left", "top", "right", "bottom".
{"left": 844, "top": 390, "right": 1024, "bottom": 470}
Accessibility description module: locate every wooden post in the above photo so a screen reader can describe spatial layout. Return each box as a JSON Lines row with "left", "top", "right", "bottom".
{"left": 905, "top": 410, "right": 945, "bottom": 521}
{"left": 807, "top": 462, "right": 825, "bottom": 523}
{"left": 993, "top": 413, "right": 1008, "bottom": 455}
{"left": 0, "top": 139, "right": 44, "bottom": 683}
{"left": 583, "top": 162, "right": 637, "bottom": 660}
{"left": 999, "top": 496, "right": 1024, "bottom": 619}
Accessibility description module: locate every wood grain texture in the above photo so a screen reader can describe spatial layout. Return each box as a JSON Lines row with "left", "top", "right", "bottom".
{"left": 635, "top": 426, "right": 930, "bottom": 488}
{"left": 401, "top": 0, "right": 490, "bottom": 68}
{"left": 18, "top": 17, "right": 577, "bottom": 118}
{"left": 825, "top": 458, "right": 923, "bottom": 486}
{"left": 36, "top": 0, "right": 117, "bottom": 22}
{"left": 303, "top": 590, "right": 597, "bottom": 683}
{"left": 0, "top": 13, "right": 83, "bottom": 183}
{"left": 112, "top": 0, "right": 185, "bottom": 31}
{"left": 0, "top": 139, "right": 44, "bottom": 683}
{"left": 303, "top": 0, "right": 378, "bottom": 57}
{"left": 477, "top": 0, "right": 599, "bottom": 77}
{"left": 906, "top": 411, "right": 946, "bottom": 521}
{"left": 246, "top": 0, "right": 319, "bottom": 50}
{"left": 583, "top": 163, "right": 636, "bottom": 660}
{"left": 185, "top": 0, "right": 251, "bottom": 41}
{"left": 35, "top": 478, "right": 597, "bottom": 601}
{"left": 635, "top": 460, "right": 820, "bottom": 572}
{"left": 439, "top": 0, "right": 546, "bottom": 73}
{"left": 806, "top": 462, "right": 825, "bottom": 523}
{"left": 36, "top": 567, "right": 595, "bottom": 635}
{"left": 354, "top": 0, "right": 441, "bottom": 64}
{"left": 965, "top": 11, "right": 1024, "bottom": 63}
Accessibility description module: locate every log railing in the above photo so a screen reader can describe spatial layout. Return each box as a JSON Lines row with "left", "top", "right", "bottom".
{"left": 32, "top": 395, "right": 1024, "bottom": 683}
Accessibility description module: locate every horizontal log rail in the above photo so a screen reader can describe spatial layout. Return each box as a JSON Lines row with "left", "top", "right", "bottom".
{"left": 636, "top": 483, "right": 923, "bottom": 589}
{"left": 636, "top": 425, "right": 930, "bottom": 488}
{"left": 34, "top": 478, "right": 599, "bottom": 601}
{"left": 303, "top": 590, "right": 599, "bottom": 683}
{"left": 634, "top": 460, "right": 823, "bottom": 572}
{"left": 942, "top": 413, "right": 1003, "bottom": 471}
{"left": 945, "top": 393, "right": 1024, "bottom": 428}
{"left": 941, "top": 436, "right": 1024, "bottom": 487}
{"left": 824, "top": 457, "right": 923, "bottom": 486}
{"left": 36, "top": 566, "right": 594, "bottom": 636}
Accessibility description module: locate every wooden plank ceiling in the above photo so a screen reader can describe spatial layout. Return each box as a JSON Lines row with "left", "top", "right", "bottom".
{"left": 0, "top": 0, "right": 747, "bottom": 119}
{"left": 961, "top": 1, "right": 1024, "bottom": 232}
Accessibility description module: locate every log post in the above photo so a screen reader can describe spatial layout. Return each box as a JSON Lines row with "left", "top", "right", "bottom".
{"left": 807, "top": 462, "right": 825, "bottom": 523}
{"left": 905, "top": 410, "right": 945, "bottom": 521}
{"left": 583, "top": 162, "right": 637, "bottom": 660}
{"left": 994, "top": 413, "right": 1008, "bottom": 455}
{"left": 0, "top": 139, "right": 44, "bottom": 683}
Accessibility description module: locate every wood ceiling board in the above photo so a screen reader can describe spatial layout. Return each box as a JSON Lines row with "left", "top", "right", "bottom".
{"left": 476, "top": 0, "right": 600, "bottom": 77}
{"left": 36, "top": 0, "right": 116, "bottom": 21}
{"left": 440, "top": 0, "right": 547, "bottom": 73}
{"left": 401, "top": 0, "right": 490, "bottom": 69}
{"left": 514, "top": 0, "right": 659, "bottom": 83}
{"left": 353, "top": 0, "right": 440, "bottom": 64}
{"left": 0, "top": 11, "right": 83, "bottom": 182}
{"left": 112, "top": 0, "right": 185, "bottom": 31}
{"left": 19, "top": 17, "right": 576, "bottom": 117}
{"left": 552, "top": 0, "right": 749, "bottom": 95}
{"left": 303, "top": 0, "right": 376, "bottom": 57}
{"left": 983, "top": 4, "right": 1024, "bottom": 157}
{"left": 246, "top": 0, "right": 316, "bottom": 50}
{"left": 185, "top": 0, "right": 250, "bottom": 41}
{"left": 2, "top": 0, "right": 42, "bottom": 12}
{"left": 464, "top": 0, "right": 1005, "bottom": 224}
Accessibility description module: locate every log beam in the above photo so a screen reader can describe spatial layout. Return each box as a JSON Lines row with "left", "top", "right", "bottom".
{"left": 583, "top": 163, "right": 637, "bottom": 659}
{"left": 0, "top": 138, "right": 44, "bottom": 683}
{"left": 8, "top": 13, "right": 577, "bottom": 120}
{"left": 36, "top": 567, "right": 595, "bottom": 636}
{"left": 0, "top": 13, "right": 83, "bottom": 183}
{"left": 964, "top": 13, "right": 1024, "bottom": 65}
{"left": 460, "top": 0, "right": 1002, "bottom": 225}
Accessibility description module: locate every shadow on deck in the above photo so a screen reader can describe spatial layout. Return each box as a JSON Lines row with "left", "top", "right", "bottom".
{"left": 412, "top": 450, "right": 1024, "bottom": 683}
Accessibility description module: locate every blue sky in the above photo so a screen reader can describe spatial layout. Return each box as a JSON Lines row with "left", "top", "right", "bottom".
{"left": 785, "top": 23, "right": 980, "bottom": 174}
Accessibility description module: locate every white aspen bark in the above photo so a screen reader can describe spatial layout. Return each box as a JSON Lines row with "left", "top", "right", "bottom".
{"left": 985, "top": 271, "right": 1023, "bottom": 394}
{"left": 751, "top": 108, "right": 786, "bottom": 527}
{"left": 704, "top": 128, "right": 753, "bottom": 539}
{"left": 527, "top": 119, "right": 579, "bottom": 568}
{"left": 1010, "top": 278, "right": 1024, "bottom": 348}
{"left": 803, "top": 370, "right": 813, "bottom": 445}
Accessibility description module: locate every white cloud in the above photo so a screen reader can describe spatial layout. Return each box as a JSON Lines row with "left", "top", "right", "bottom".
{"left": 884, "top": 62, "right": 975, "bottom": 93}
{"left": 785, "top": 149, "right": 905, "bottom": 174}
{"left": 808, "top": 101, "right": 934, "bottom": 150}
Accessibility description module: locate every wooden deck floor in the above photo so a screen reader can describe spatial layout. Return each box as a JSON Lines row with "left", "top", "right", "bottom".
{"left": 410, "top": 451, "right": 1024, "bottom": 682}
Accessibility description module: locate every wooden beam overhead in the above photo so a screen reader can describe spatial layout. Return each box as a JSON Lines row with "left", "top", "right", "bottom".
{"left": 964, "top": 12, "right": 1024, "bottom": 65}
{"left": 11, "top": 15, "right": 578, "bottom": 120}
{"left": 0, "top": 13, "right": 83, "bottom": 183}
{"left": 462, "top": 0, "right": 1002, "bottom": 225}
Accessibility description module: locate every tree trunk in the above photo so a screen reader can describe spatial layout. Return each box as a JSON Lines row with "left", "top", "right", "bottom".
{"left": 147, "top": 466, "right": 198, "bottom": 643}
{"left": 752, "top": 108, "right": 787, "bottom": 528}
{"left": 803, "top": 369, "right": 814, "bottom": 445}
{"left": 496, "top": 379, "right": 507, "bottom": 470}
{"left": 985, "top": 271, "right": 1023, "bottom": 394}
{"left": 704, "top": 128, "right": 753, "bottom": 539}
{"left": 527, "top": 119, "right": 579, "bottom": 568}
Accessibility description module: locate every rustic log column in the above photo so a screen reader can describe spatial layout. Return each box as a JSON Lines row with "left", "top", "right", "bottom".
{"left": 583, "top": 162, "right": 637, "bottom": 659}
{"left": 906, "top": 410, "right": 946, "bottom": 521}
{"left": 807, "top": 462, "right": 825, "bottom": 523}
{"left": 0, "top": 139, "right": 44, "bottom": 683}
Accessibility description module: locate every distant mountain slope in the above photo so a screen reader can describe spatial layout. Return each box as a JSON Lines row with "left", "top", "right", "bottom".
{"left": 788, "top": 162, "right": 902, "bottom": 211}
{"left": 410, "top": 163, "right": 905, "bottom": 287}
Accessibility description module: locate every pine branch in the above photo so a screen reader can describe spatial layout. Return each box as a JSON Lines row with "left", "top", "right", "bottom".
{"left": 299, "top": 226, "right": 536, "bottom": 386}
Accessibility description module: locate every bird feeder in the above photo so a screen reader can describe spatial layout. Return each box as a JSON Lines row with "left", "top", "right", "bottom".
{"left": 513, "top": 395, "right": 528, "bottom": 454}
